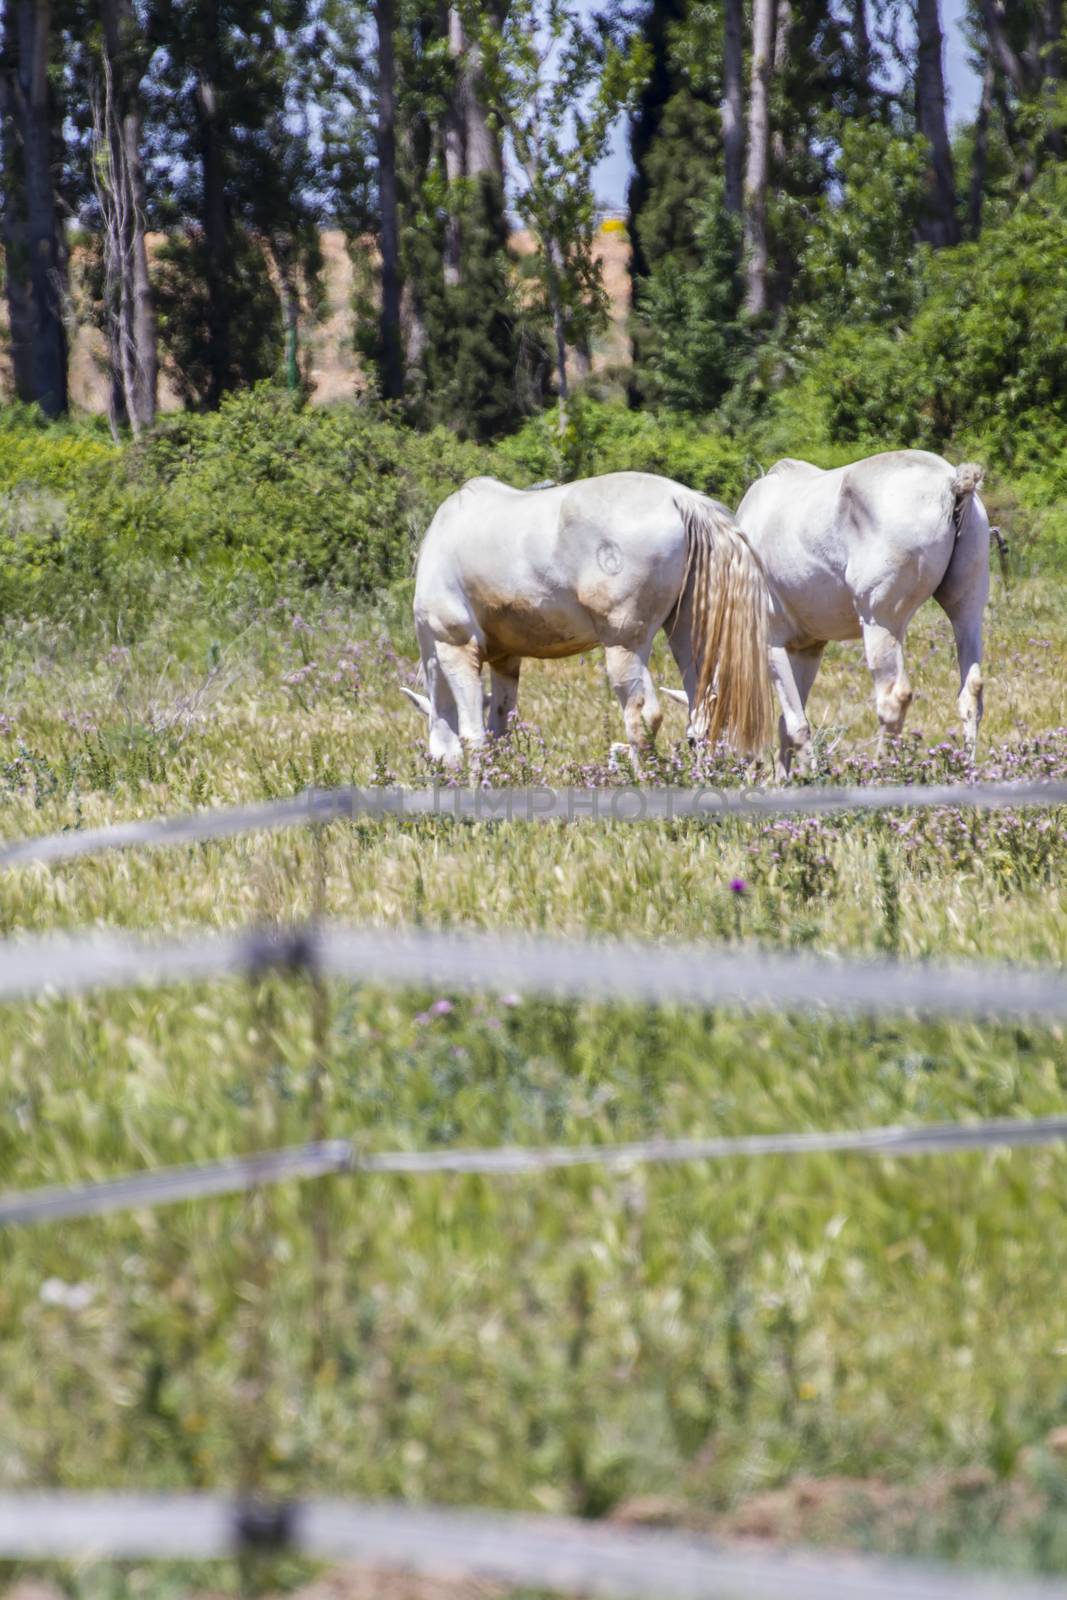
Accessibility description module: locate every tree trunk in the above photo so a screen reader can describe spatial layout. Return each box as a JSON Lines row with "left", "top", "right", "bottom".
{"left": 742, "top": 0, "right": 774, "bottom": 318}
{"left": 443, "top": 8, "right": 502, "bottom": 287}
{"left": 90, "top": 59, "right": 134, "bottom": 431}
{"left": 194, "top": 0, "right": 230, "bottom": 408}
{"left": 101, "top": 0, "right": 156, "bottom": 433}
{"left": 0, "top": 2, "right": 33, "bottom": 401}
{"left": 442, "top": 7, "right": 464, "bottom": 287}
{"left": 771, "top": 0, "right": 792, "bottom": 169}
{"left": 851, "top": 0, "right": 874, "bottom": 112}
{"left": 375, "top": 0, "right": 404, "bottom": 401}
{"left": 968, "top": 52, "right": 994, "bottom": 237}
{"left": 978, "top": 0, "right": 1037, "bottom": 184}
{"left": 915, "top": 0, "right": 959, "bottom": 248}
{"left": 545, "top": 235, "right": 569, "bottom": 433}
{"left": 978, "top": 0, "right": 1027, "bottom": 96}
{"left": 721, "top": 0, "right": 744, "bottom": 215}
{"left": 272, "top": 237, "right": 300, "bottom": 392}
{"left": 5, "top": 0, "right": 67, "bottom": 416}
{"left": 124, "top": 103, "right": 155, "bottom": 425}
{"left": 1042, "top": 0, "right": 1063, "bottom": 156}
{"left": 990, "top": 69, "right": 1036, "bottom": 189}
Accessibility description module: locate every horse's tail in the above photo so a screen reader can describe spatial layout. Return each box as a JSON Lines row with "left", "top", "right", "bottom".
{"left": 677, "top": 495, "right": 773, "bottom": 754}
{"left": 952, "top": 461, "right": 984, "bottom": 532}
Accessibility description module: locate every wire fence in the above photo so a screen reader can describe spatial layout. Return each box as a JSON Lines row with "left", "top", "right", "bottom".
{"left": 1, "top": 778, "right": 1065, "bottom": 870}
{"left": 4, "top": 783, "right": 1067, "bottom": 1592}
{"left": 3, "top": 920, "right": 1067, "bottom": 1018}
{"left": 2, "top": 1490, "right": 1064, "bottom": 1599}
{"left": 4, "top": 1114, "right": 1067, "bottom": 1228}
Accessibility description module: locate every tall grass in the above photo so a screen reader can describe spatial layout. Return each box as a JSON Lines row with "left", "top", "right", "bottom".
{"left": 0, "top": 566, "right": 1066, "bottom": 1594}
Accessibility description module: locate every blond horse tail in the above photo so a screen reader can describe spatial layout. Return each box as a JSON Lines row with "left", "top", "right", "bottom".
{"left": 677, "top": 496, "right": 773, "bottom": 754}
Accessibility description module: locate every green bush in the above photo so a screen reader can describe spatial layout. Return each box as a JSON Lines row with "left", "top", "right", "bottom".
{"left": 0, "top": 404, "right": 117, "bottom": 493}
{"left": 494, "top": 397, "right": 755, "bottom": 505}
{"left": 1, "top": 340, "right": 1065, "bottom": 634}
{"left": 10, "top": 387, "right": 493, "bottom": 624}
{"left": 804, "top": 167, "right": 1067, "bottom": 461}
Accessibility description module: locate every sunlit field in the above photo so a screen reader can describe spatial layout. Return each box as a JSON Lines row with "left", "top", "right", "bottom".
{"left": 1, "top": 568, "right": 1067, "bottom": 1594}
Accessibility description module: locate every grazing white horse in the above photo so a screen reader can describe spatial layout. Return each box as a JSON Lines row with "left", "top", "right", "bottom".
{"left": 693, "top": 450, "right": 991, "bottom": 776}
{"left": 401, "top": 472, "right": 772, "bottom": 767}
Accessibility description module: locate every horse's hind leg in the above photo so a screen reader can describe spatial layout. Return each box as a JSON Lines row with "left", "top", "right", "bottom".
{"left": 861, "top": 620, "right": 913, "bottom": 753}
{"left": 771, "top": 643, "right": 823, "bottom": 780}
{"left": 934, "top": 517, "right": 990, "bottom": 760}
{"left": 946, "top": 613, "right": 984, "bottom": 759}
{"left": 487, "top": 656, "right": 521, "bottom": 739}
{"left": 603, "top": 639, "right": 662, "bottom": 773}
{"left": 663, "top": 591, "right": 700, "bottom": 722}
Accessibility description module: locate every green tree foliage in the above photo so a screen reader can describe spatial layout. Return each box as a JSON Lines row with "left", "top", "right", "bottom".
{"left": 333, "top": 0, "right": 536, "bottom": 440}
{"left": 627, "top": 0, "right": 718, "bottom": 283}
{"left": 792, "top": 122, "right": 929, "bottom": 342}
{"left": 478, "top": 0, "right": 647, "bottom": 420}
{"left": 415, "top": 173, "right": 542, "bottom": 439}
{"left": 636, "top": 184, "right": 746, "bottom": 412}
{"left": 632, "top": 85, "right": 722, "bottom": 276}
{"left": 803, "top": 167, "right": 1067, "bottom": 462}
{"left": 627, "top": 0, "right": 866, "bottom": 393}
{"left": 153, "top": 232, "right": 286, "bottom": 407}
{"left": 626, "top": 0, "right": 727, "bottom": 390}
{"left": 145, "top": 0, "right": 322, "bottom": 405}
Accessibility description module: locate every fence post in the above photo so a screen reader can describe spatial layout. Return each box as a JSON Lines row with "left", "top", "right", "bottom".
{"left": 307, "top": 820, "right": 332, "bottom": 1375}
{"left": 234, "top": 939, "right": 285, "bottom": 1595}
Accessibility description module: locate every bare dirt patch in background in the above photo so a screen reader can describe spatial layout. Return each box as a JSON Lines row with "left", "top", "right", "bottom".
{"left": 2, "top": 226, "right": 631, "bottom": 416}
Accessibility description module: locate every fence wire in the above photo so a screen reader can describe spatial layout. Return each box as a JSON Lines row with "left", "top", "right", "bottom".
{"left": 3, "top": 1115, "right": 1067, "bottom": 1228}
{"left": 5, "top": 779, "right": 1067, "bottom": 1596}
{"left": 1, "top": 778, "right": 1064, "bottom": 870}
{"left": 2, "top": 921, "right": 1067, "bottom": 1020}
{"left": 0, "top": 1492, "right": 1063, "bottom": 1599}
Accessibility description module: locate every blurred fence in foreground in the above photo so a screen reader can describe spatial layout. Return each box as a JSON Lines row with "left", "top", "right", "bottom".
{"left": 3, "top": 780, "right": 1067, "bottom": 1594}
{"left": 1, "top": 778, "right": 1065, "bottom": 870}
{"left": 3, "top": 920, "right": 1067, "bottom": 1017}
{"left": 0, "top": 1491, "right": 1064, "bottom": 1600}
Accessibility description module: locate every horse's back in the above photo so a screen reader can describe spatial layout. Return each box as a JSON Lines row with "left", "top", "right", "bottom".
{"left": 415, "top": 470, "right": 693, "bottom": 657}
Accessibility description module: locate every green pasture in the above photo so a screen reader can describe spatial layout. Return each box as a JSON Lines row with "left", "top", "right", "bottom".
{"left": 0, "top": 568, "right": 1066, "bottom": 1594}
{"left": 1, "top": 396, "right": 1067, "bottom": 1590}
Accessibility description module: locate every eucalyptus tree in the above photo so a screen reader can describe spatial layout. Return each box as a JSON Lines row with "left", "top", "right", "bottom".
{"left": 94, "top": 0, "right": 157, "bottom": 430}
{"left": 477, "top": 0, "right": 646, "bottom": 425}
{"left": 0, "top": 0, "right": 68, "bottom": 415}
{"left": 915, "top": 0, "right": 959, "bottom": 246}
{"left": 742, "top": 0, "right": 774, "bottom": 318}
{"left": 148, "top": 0, "right": 320, "bottom": 406}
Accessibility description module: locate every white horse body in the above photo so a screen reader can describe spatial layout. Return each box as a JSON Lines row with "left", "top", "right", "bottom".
{"left": 404, "top": 471, "right": 771, "bottom": 766}
{"left": 735, "top": 450, "right": 991, "bottom": 773}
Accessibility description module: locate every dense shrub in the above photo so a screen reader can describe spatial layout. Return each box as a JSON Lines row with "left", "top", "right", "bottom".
{"left": 0, "top": 405, "right": 117, "bottom": 493}
{"left": 495, "top": 397, "right": 755, "bottom": 505}
{"left": 1, "top": 339, "right": 1065, "bottom": 633}
{"left": 0, "top": 387, "right": 494, "bottom": 622}
{"left": 803, "top": 168, "right": 1067, "bottom": 458}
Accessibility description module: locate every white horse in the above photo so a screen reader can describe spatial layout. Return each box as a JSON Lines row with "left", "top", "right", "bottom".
{"left": 401, "top": 472, "right": 772, "bottom": 768}
{"left": 691, "top": 450, "right": 992, "bottom": 776}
